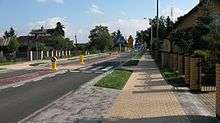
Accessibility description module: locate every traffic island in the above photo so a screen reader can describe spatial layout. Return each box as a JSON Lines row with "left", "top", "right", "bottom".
{"left": 95, "top": 69, "right": 132, "bottom": 90}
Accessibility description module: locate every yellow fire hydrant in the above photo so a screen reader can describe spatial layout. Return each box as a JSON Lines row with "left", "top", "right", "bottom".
{"left": 80, "top": 55, "right": 85, "bottom": 64}
{"left": 51, "top": 56, "right": 57, "bottom": 72}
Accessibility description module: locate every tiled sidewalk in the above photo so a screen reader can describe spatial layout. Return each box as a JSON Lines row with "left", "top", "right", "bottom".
{"left": 105, "top": 54, "right": 190, "bottom": 123}
{"left": 105, "top": 53, "right": 219, "bottom": 123}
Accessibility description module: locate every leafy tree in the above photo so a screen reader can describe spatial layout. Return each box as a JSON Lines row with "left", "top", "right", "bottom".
{"left": 191, "top": 0, "right": 213, "bottom": 50}
{"left": 88, "top": 25, "right": 113, "bottom": 52}
{"left": 53, "top": 22, "right": 65, "bottom": 37}
{"left": 135, "top": 30, "right": 150, "bottom": 48}
{"left": 9, "top": 27, "right": 15, "bottom": 37}
{"left": 46, "top": 36, "right": 72, "bottom": 50}
{"left": 6, "top": 36, "right": 20, "bottom": 53}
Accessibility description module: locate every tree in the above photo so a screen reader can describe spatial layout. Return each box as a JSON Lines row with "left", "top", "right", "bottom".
{"left": 191, "top": 0, "right": 213, "bottom": 50}
{"left": 6, "top": 36, "right": 20, "bottom": 53}
{"left": 46, "top": 36, "right": 72, "bottom": 50}
{"left": 9, "top": 27, "right": 15, "bottom": 37}
{"left": 53, "top": 22, "right": 65, "bottom": 37}
{"left": 89, "top": 25, "right": 113, "bottom": 52}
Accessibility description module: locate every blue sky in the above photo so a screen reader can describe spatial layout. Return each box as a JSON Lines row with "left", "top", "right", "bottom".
{"left": 0, "top": 0, "right": 199, "bottom": 43}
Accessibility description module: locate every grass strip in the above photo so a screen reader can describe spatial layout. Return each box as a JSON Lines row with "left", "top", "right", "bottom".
{"left": 29, "top": 62, "right": 46, "bottom": 66}
{"left": 95, "top": 69, "right": 132, "bottom": 90}
{"left": 0, "top": 61, "right": 16, "bottom": 66}
{"left": 161, "top": 68, "right": 186, "bottom": 87}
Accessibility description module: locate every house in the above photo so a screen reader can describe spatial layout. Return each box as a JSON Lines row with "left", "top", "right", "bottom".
{"left": 162, "top": 0, "right": 220, "bottom": 53}
{"left": 18, "top": 26, "right": 56, "bottom": 51}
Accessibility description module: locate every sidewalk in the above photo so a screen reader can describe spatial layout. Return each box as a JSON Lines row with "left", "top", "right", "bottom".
{"left": 0, "top": 53, "right": 107, "bottom": 71}
{"left": 105, "top": 53, "right": 219, "bottom": 123}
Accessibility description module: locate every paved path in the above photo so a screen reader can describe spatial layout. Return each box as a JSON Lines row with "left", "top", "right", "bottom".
{"left": 105, "top": 53, "right": 220, "bottom": 123}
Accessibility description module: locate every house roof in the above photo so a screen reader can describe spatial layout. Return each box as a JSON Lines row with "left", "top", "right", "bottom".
{"left": 0, "top": 37, "right": 10, "bottom": 46}
{"left": 173, "top": 2, "right": 202, "bottom": 29}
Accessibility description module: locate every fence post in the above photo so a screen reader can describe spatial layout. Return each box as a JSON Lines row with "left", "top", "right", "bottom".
{"left": 190, "top": 57, "right": 201, "bottom": 91}
{"left": 51, "top": 51, "right": 54, "bottom": 57}
{"left": 29, "top": 51, "right": 33, "bottom": 61}
{"left": 55, "top": 51, "right": 58, "bottom": 57}
{"left": 216, "top": 64, "right": 220, "bottom": 119}
{"left": 58, "top": 51, "right": 61, "bottom": 58}
{"left": 185, "top": 56, "right": 190, "bottom": 85}
{"left": 65, "top": 50, "right": 68, "bottom": 56}
{"left": 69, "top": 50, "right": 71, "bottom": 56}
{"left": 40, "top": 51, "right": 43, "bottom": 60}
{"left": 47, "top": 51, "right": 49, "bottom": 58}
{"left": 0, "top": 51, "right": 3, "bottom": 58}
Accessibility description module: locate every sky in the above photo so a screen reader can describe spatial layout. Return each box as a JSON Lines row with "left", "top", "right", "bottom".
{"left": 0, "top": 0, "right": 199, "bottom": 43}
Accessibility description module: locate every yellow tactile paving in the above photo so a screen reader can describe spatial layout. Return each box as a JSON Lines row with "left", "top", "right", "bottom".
{"left": 106, "top": 54, "right": 190, "bottom": 122}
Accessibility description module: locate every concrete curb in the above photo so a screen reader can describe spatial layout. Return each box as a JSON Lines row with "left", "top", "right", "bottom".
{"left": 19, "top": 69, "right": 114, "bottom": 123}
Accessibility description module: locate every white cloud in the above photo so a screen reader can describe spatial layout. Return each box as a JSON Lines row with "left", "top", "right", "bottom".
{"left": 97, "top": 19, "right": 150, "bottom": 38}
{"left": 161, "top": 7, "right": 189, "bottom": 21}
{"left": 86, "top": 4, "right": 104, "bottom": 15}
{"left": 36, "top": 0, "right": 64, "bottom": 4}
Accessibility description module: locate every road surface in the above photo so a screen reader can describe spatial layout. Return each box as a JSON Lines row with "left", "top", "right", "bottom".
{"left": 0, "top": 54, "right": 129, "bottom": 122}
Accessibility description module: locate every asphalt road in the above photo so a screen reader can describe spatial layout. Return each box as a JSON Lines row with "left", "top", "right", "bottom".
{"left": 0, "top": 55, "right": 128, "bottom": 122}
{"left": 0, "top": 55, "right": 110, "bottom": 80}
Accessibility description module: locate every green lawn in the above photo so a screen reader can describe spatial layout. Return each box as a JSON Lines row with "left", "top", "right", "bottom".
{"left": 29, "top": 62, "right": 46, "bottom": 66}
{"left": 123, "top": 60, "right": 139, "bottom": 66}
{"left": 0, "top": 68, "right": 6, "bottom": 70}
{"left": 95, "top": 69, "right": 132, "bottom": 90}
{"left": 0, "top": 61, "right": 16, "bottom": 66}
{"left": 161, "top": 68, "right": 186, "bottom": 87}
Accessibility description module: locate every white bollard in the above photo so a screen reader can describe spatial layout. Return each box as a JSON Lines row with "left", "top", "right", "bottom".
{"left": 29, "top": 51, "right": 33, "bottom": 61}
{"left": 40, "top": 51, "right": 44, "bottom": 60}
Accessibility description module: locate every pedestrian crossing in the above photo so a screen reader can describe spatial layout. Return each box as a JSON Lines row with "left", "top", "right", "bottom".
{"left": 70, "top": 65, "right": 114, "bottom": 74}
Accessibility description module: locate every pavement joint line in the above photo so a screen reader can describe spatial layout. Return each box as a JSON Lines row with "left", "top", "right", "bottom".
{"left": 19, "top": 67, "right": 116, "bottom": 123}
{"left": 18, "top": 90, "right": 74, "bottom": 123}
{"left": 19, "top": 53, "right": 130, "bottom": 122}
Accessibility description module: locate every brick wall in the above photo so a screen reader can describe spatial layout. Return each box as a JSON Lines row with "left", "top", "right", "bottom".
{"left": 190, "top": 57, "right": 201, "bottom": 91}
{"left": 216, "top": 64, "right": 220, "bottom": 118}
{"left": 178, "top": 54, "right": 184, "bottom": 75}
{"left": 184, "top": 56, "right": 190, "bottom": 84}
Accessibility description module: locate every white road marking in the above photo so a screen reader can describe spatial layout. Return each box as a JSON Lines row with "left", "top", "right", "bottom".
{"left": 12, "top": 84, "right": 25, "bottom": 88}
{"left": 79, "top": 66, "right": 93, "bottom": 70}
{"left": 90, "top": 66, "right": 104, "bottom": 71}
{"left": 102, "top": 66, "right": 113, "bottom": 71}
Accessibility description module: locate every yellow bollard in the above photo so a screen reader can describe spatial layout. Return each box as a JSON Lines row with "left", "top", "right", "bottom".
{"left": 80, "top": 55, "right": 85, "bottom": 64}
{"left": 51, "top": 57, "right": 57, "bottom": 72}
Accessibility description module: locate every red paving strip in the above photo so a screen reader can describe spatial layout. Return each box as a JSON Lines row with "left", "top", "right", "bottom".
{"left": 0, "top": 69, "right": 52, "bottom": 86}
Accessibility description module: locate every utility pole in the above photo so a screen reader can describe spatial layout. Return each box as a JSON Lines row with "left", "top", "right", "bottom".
{"left": 156, "top": 0, "right": 159, "bottom": 49}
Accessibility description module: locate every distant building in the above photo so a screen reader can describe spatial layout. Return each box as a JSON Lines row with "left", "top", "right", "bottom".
{"left": 18, "top": 26, "right": 57, "bottom": 51}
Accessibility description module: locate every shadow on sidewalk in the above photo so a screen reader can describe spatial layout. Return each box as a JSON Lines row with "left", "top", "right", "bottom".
{"left": 103, "top": 115, "right": 220, "bottom": 123}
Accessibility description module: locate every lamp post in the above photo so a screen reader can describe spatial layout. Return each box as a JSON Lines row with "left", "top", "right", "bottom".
{"left": 156, "top": 0, "right": 159, "bottom": 46}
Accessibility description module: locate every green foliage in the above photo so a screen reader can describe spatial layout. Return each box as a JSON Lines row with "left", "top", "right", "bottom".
{"left": 46, "top": 36, "right": 72, "bottom": 50}
{"left": 95, "top": 69, "right": 132, "bottom": 90}
{"left": 194, "top": 50, "right": 208, "bottom": 60}
{"left": 53, "top": 22, "right": 65, "bottom": 37}
{"left": 89, "top": 25, "right": 114, "bottom": 52}
{"left": 6, "top": 36, "right": 20, "bottom": 53}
